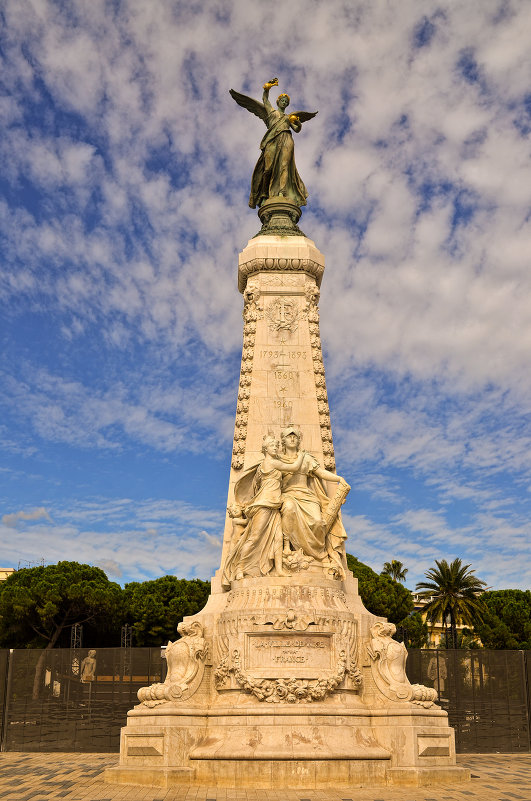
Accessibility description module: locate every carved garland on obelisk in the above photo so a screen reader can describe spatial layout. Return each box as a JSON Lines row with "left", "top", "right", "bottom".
{"left": 304, "top": 280, "right": 336, "bottom": 470}
{"left": 232, "top": 281, "right": 261, "bottom": 469}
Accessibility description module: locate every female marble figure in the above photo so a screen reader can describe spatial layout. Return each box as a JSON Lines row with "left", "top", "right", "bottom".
{"left": 278, "top": 425, "right": 349, "bottom": 578}
{"left": 222, "top": 435, "right": 305, "bottom": 587}
{"left": 229, "top": 78, "right": 317, "bottom": 208}
{"left": 80, "top": 650, "right": 97, "bottom": 683}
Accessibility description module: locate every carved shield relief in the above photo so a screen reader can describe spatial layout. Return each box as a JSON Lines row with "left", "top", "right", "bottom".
{"left": 266, "top": 297, "right": 301, "bottom": 333}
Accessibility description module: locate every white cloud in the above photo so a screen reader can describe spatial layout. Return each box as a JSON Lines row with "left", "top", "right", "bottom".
{"left": 1, "top": 2, "right": 528, "bottom": 405}
{"left": 0, "top": 497, "right": 224, "bottom": 584}
{"left": 1, "top": 364, "right": 236, "bottom": 455}
{"left": 2, "top": 506, "right": 51, "bottom": 528}
{"left": 342, "top": 503, "right": 531, "bottom": 592}
{"left": 95, "top": 559, "right": 122, "bottom": 579}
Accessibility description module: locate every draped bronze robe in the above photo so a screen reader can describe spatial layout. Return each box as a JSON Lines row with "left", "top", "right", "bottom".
{"left": 249, "top": 105, "right": 308, "bottom": 209}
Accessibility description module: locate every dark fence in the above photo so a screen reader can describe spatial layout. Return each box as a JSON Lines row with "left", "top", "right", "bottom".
{"left": 0, "top": 647, "right": 529, "bottom": 753}
{"left": 0, "top": 647, "right": 165, "bottom": 752}
{"left": 407, "top": 649, "right": 531, "bottom": 753}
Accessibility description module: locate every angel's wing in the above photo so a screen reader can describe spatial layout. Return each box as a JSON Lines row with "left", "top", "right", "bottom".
{"left": 229, "top": 89, "right": 268, "bottom": 124}
{"left": 292, "top": 111, "right": 318, "bottom": 124}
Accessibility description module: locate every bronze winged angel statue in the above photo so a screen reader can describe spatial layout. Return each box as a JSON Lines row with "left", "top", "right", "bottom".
{"left": 230, "top": 78, "right": 317, "bottom": 209}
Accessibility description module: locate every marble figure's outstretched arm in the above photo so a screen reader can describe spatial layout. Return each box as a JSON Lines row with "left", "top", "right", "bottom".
{"left": 314, "top": 466, "right": 350, "bottom": 489}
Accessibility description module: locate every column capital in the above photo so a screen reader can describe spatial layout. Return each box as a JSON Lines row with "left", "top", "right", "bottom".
{"left": 238, "top": 236, "right": 325, "bottom": 294}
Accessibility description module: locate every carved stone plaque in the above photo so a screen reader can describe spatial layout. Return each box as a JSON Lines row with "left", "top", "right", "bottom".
{"left": 245, "top": 632, "right": 333, "bottom": 678}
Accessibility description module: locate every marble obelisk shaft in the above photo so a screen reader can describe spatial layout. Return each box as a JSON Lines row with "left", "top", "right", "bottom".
{"left": 219, "top": 234, "right": 335, "bottom": 574}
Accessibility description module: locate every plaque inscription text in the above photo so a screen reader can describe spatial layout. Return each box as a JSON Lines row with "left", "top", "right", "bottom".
{"left": 245, "top": 632, "right": 333, "bottom": 678}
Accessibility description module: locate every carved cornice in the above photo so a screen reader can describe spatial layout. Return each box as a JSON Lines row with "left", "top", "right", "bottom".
{"left": 225, "top": 585, "right": 348, "bottom": 610}
{"left": 238, "top": 257, "right": 324, "bottom": 294}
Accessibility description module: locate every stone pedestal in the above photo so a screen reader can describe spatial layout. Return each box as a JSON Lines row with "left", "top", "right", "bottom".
{"left": 106, "top": 574, "right": 468, "bottom": 788}
{"left": 105, "top": 226, "right": 469, "bottom": 789}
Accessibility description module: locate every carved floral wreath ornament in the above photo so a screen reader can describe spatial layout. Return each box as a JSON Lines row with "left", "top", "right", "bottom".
{"left": 214, "top": 647, "right": 361, "bottom": 704}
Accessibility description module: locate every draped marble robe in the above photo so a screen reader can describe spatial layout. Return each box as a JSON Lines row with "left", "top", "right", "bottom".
{"left": 279, "top": 452, "right": 347, "bottom": 577}
{"left": 222, "top": 463, "right": 283, "bottom": 587}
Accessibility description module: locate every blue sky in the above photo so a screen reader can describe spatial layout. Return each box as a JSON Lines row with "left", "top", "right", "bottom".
{"left": 1, "top": 0, "right": 530, "bottom": 591}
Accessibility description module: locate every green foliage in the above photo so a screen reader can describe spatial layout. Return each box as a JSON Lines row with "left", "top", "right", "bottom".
{"left": 381, "top": 560, "right": 408, "bottom": 583}
{"left": 415, "top": 558, "right": 487, "bottom": 649}
{"left": 0, "top": 561, "right": 123, "bottom": 649}
{"left": 437, "top": 627, "right": 482, "bottom": 649}
{"left": 474, "top": 589, "right": 531, "bottom": 649}
{"left": 396, "top": 612, "right": 429, "bottom": 648}
{"left": 124, "top": 575, "right": 210, "bottom": 646}
{"left": 346, "top": 554, "right": 413, "bottom": 623}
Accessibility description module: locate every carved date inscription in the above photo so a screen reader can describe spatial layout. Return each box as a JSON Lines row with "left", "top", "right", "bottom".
{"left": 246, "top": 633, "right": 333, "bottom": 677}
{"left": 274, "top": 369, "right": 297, "bottom": 381}
{"left": 259, "top": 349, "right": 307, "bottom": 360}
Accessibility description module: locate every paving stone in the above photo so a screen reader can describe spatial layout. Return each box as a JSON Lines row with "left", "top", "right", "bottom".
{"left": 1, "top": 752, "right": 531, "bottom": 800}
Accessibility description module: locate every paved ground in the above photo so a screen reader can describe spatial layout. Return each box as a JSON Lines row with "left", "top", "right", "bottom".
{"left": 0, "top": 752, "right": 529, "bottom": 801}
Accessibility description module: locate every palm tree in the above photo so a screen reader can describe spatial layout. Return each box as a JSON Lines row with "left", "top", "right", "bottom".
{"left": 382, "top": 560, "right": 408, "bottom": 583}
{"left": 415, "top": 559, "right": 487, "bottom": 649}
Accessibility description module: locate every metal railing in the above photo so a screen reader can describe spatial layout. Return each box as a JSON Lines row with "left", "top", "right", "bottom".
{"left": 0, "top": 647, "right": 529, "bottom": 753}
{"left": 407, "top": 648, "right": 531, "bottom": 753}
{"left": 0, "top": 647, "right": 165, "bottom": 752}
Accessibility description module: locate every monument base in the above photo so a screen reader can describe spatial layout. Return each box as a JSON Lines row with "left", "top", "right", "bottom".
{"left": 105, "top": 701, "right": 470, "bottom": 787}
{"left": 105, "top": 764, "right": 470, "bottom": 790}
{"left": 105, "top": 573, "right": 469, "bottom": 789}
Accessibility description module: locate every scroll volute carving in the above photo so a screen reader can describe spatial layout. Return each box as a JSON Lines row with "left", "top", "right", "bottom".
{"left": 137, "top": 620, "right": 207, "bottom": 707}
{"left": 367, "top": 622, "right": 438, "bottom": 708}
